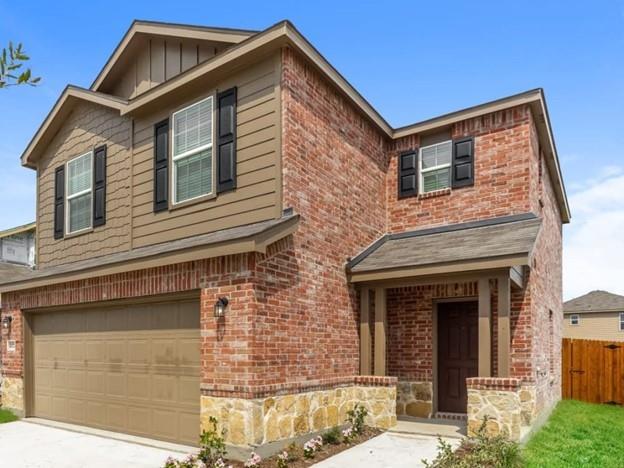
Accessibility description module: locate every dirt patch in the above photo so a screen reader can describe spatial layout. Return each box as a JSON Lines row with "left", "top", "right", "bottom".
{"left": 228, "top": 427, "right": 383, "bottom": 467}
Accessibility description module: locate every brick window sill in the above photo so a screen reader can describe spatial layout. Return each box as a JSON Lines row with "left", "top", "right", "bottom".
{"left": 418, "top": 188, "right": 451, "bottom": 200}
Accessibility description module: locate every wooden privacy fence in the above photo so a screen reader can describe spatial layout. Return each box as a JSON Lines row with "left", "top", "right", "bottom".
{"left": 563, "top": 338, "right": 624, "bottom": 405}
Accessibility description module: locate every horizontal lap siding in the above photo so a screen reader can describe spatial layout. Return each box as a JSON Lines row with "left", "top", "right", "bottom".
{"left": 37, "top": 103, "right": 133, "bottom": 268}
{"left": 130, "top": 54, "right": 281, "bottom": 249}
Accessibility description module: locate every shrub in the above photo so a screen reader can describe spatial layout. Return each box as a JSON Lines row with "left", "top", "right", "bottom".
{"left": 422, "top": 418, "right": 523, "bottom": 468}
{"left": 346, "top": 404, "right": 367, "bottom": 436}
{"left": 244, "top": 452, "right": 262, "bottom": 467}
{"left": 303, "top": 436, "right": 323, "bottom": 459}
{"left": 322, "top": 426, "right": 342, "bottom": 445}
{"left": 198, "top": 416, "right": 228, "bottom": 468}
{"left": 276, "top": 450, "right": 289, "bottom": 468}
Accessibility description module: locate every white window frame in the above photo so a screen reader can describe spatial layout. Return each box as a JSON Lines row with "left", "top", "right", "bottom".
{"left": 171, "top": 95, "right": 215, "bottom": 205}
{"left": 419, "top": 140, "right": 452, "bottom": 194}
{"left": 619, "top": 313, "right": 624, "bottom": 332}
{"left": 569, "top": 314, "right": 580, "bottom": 326}
{"left": 65, "top": 151, "right": 93, "bottom": 235}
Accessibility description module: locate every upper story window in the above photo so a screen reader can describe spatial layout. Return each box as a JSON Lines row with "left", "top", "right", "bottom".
{"left": 620, "top": 313, "right": 624, "bottom": 331}
{"left": 66, "top": 152, "right": 93, "bottom": 234}
{"left": 420, "top": 141, "right": 452, "bottom": 193}
{"left": 570, "top": 314, "right": 580, "bottom": 326}
{"left": 172, "top": 96, "right": 214, "bottom": 204}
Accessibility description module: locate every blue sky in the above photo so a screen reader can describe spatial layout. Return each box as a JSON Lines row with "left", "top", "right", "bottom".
{"left": 1, "top": 0, "right": 623, "bottom": 299}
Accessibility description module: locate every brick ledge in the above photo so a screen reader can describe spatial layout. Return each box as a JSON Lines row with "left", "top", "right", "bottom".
{"left": 466, "top": 377, "right": 522, "bottom": 391}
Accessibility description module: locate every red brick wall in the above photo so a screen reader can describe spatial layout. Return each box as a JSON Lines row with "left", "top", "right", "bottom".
{"left": 387, "top": 106, "right": 534, "bottom": 233}
{"left": 270, "top": 46, "right": 388, "bottom": 385}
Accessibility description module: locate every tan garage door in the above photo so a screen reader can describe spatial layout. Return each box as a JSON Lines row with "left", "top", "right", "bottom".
{"left": 30, "top": 299, "right": 200, "bottom": 445}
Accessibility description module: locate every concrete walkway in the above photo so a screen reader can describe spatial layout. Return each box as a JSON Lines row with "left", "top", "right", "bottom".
{"left": 0, "top": 420, "right": 192, "bottom": 467}
{"left": 313, "top": 432, "right": 460, "bottom": 468}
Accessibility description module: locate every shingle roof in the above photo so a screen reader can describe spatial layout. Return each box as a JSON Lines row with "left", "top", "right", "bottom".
{"left": 0, "top": 262, "right": 35, "bottom": 284}
{"left": 0, "top": 214, "right": 299, "bottom": 290}
{"left": 564, "top": 290, "right": 624, "bottom": 314}
{"left": 348, "top": 214, "right": 541, "bottom": 273}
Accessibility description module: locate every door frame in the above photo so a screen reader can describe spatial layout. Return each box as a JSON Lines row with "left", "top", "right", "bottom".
{"left": 433, "top": 296, "right": 478, "bottom": 415}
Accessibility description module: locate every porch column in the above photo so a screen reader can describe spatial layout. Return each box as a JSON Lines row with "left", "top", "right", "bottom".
{"left": 360, "top": 287, "right": 372, "bottom": 375}
{"left": 497, "top": 275, "right": 511, "bottom": 377}
{"left": 477, "top": 278, "right": 492, "bottom": 377}
{"left": 374, "top": 287, "right": 387, "bottom": 376}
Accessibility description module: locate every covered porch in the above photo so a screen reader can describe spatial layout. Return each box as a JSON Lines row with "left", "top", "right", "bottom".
{"left": 347, "top": 214, "right": 541, "bottom": 439}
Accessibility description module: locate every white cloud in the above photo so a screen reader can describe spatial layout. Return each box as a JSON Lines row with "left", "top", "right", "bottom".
{"left": 564, "top": 169, "right": 624, "bottom": 300}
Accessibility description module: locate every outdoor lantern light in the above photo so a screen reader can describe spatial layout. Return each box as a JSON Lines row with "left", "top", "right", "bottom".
{"left": 214, "top": 297, "right": 229, "bottom": 318}
{"left": 2, "top": 315, "right": 12, "bottom": 329}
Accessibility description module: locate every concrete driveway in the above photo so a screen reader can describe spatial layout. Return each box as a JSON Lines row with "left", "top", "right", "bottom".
{"left": 313, "top": 432, "right": 460, "bottom": 468}
{"left": 0, "top": 420, "right": 192, "bottom": 467}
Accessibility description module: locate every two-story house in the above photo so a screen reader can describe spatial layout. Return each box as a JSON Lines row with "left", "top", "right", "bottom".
{"left": 0, "top": 20, "right": 569, "bottom": 456}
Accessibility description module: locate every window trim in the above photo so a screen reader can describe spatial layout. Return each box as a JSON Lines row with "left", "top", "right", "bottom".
{"left": 170, "top": 95, "right": 216, "bottom": 206}
{"left": 65, "top": 151, "right": 94, "bottom": 235}
{"left": 569, "top": 314, "right": 580, "bottom": 326}
{"left": 419, "top": 140, "right": 452, "bottom": 194}
{"left": 619, "top": 312, "right": 624, "bottom": 332}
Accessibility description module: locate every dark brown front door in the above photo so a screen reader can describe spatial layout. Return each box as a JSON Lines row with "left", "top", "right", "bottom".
{"left": 437, "top": 301, "right": 479, "bottom": 413}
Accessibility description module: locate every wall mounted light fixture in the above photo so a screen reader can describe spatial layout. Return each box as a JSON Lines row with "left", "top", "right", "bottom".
{"left": 2, "top": 315, "right": 13, "bottom": 330}
{"left": 214, "top": 297, "right": 229, "bottom": 318}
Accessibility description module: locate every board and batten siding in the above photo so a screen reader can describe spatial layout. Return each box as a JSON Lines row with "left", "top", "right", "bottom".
{"left": 563, "top": 312, "right": 624, "bottom": 342}
{"left": 109, "top": 36, "right": 229, "bottom": 99}
{"left": 130, "top": 53, "right": 282, "bottom": 248}
{"left": 37, "top": 102, "right": 133, "bottom": 268}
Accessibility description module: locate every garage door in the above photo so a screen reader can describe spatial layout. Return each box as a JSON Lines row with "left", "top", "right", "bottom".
{"left": 30, "top": 299, "right": 200, "bottom": 445}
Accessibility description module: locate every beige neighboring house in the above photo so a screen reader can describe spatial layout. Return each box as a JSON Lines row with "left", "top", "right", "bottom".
{"left": 0, "top": 222, "right": 36, "bottom": 287}
{"left": 564, "top": 290, "right": 624, "bottom": 341}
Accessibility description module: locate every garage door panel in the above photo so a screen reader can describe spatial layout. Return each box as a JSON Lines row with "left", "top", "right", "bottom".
{"left": 32, "top": 299, "right": 200, "bottom": 446}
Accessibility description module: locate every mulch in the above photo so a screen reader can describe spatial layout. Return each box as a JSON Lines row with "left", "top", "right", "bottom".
{"left": 227, "top": 427, "right": 383, "bottom": 467}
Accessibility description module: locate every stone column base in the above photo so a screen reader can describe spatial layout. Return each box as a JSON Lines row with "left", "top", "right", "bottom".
{"left": 466, "top": 377, "right": 522, "bottom": 441}
{"left": 0, "top": 375, "right": 24, "bottom": 417}
{"left": 396, "top": 381, "right": 432, "bottom": 418}
{"left": 201, "top": 376, "right": 397, "bottom": 457}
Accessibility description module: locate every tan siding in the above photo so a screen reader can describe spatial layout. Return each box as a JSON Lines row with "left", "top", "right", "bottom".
{"left": 563, "top": 312, "right": 624, "bottom": 342}
{"left": 130, "top": 54, "right": 282, "bottom": 249}
{"left": 37, "top": 102, "right": 133, "bottom": 268}
{"left": 110, "top": 37, "right": 230, "bottom": 99}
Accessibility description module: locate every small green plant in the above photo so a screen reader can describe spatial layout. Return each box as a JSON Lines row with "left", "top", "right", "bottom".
{"left": 322, "top": 426, "right": 342, "bottom": 445}
{"left": 276, "top": 450, "right": 289, "bottom": 468}
{"left": 422, "top": 417, "right": 522, "bottom": 468}
{"left": 346, "top": 403, "right": 368, "bottom": 436}
{"left": 198, "top": 416, "right": 228, "bottom": 467}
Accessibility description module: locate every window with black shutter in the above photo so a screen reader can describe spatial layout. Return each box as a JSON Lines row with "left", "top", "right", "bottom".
{"left": 452, "top": 137, "right": 474, "bottom": 188}
{"left": 217, "top": 87, "right": 237, "bottom": 193}
{"left": 398, "top": 150, "right": 418, "bottom": 198}
{"left": 53, "top": 166, "right": 65, "bottom": 239}
{"left": 93, "top": 145, "right": 107, "bottom": 226}
{"left": 153, "top": 119, "right": 169, "bottom": 212}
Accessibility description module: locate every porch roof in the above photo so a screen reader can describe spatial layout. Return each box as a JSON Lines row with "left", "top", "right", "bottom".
{"left": 347, "top": 214, "right": 541, "bottom": 282}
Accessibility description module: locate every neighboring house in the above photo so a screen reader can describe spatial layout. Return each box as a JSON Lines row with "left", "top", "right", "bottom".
{"left": 564, "top": 290, "right": 624, "bottom": 342}
{"left": 0, "top": 19, "right": 569, "bottom": 455}
{"left": 0, "top": 222, "right": 36, "bottom": 267}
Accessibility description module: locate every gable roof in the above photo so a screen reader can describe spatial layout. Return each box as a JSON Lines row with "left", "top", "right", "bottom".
{"left": 0, "top": 221, "right": 35, "bottom": 239}
{"left": 348, "top": 214, "right": 541, "bottom": 282}
{"left": 19, "top": 19, "right": 571, "bottom": 223}
{"left": 564, "top": 290, "right": 624, "bottom": 314}
{"left": 21, "top": 86, "right": 128, "bottom": 168}
{"left": 90, "top": 19, "right": 257, "bottom": 93}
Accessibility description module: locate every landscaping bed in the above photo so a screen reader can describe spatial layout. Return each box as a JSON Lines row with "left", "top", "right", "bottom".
{"left": 523, "top": 399, "right": 624, "bottom": 468}
{"left": 228, "top": 426, "right": 381, "bottom": 468}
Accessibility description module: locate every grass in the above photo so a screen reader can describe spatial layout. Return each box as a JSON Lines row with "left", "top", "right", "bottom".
{"left": 524, "top": 400, "right": 624, "bottom": 468}
{"left": 0, "top": 408, "right": 18, "bottom": 423}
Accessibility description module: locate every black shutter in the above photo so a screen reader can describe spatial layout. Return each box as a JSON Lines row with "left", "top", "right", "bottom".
{"left": 216, "top": 87, "right": 237, "bottom": 193}
{"left": 92, "top": 145, "right": 107, "bottom": 227}
{"left": 154, "top": 119, "right": 169, "bottom": 212}
{"left": 452, "top": 137, "right": 474, "bottom": 188}
{"left": 398, "top": 150, "right": 418, "bottom": 198}
{"left": 53, "top": 165, "right": 65, "bottom": 239}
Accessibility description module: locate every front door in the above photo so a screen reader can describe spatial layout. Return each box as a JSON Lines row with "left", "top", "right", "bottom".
{"left": 437, "top": 301, "right": 478, "bottom": 413}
